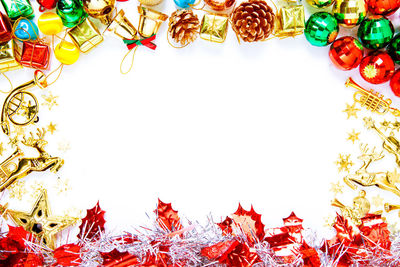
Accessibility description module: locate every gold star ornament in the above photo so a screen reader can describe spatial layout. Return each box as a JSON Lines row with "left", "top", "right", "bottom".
{"left": 2, "top": 189, "right": 78, "bottom": 249}
{"left": 343, "top": 103, "right": 360, "bottom": 119}
{"left": 347, "top": 130, "right": 360, "bottom": 144}
{"left": 47, "top": 122, "right": 57, "bottom": 135}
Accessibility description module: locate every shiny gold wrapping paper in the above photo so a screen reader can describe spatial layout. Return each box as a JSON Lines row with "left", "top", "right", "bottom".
{"left": 200, "top": 14, "right": 228, "bottom": 43}
{"left": 68, "top": 18, "right": 103, "bottom": 53}
{"left": 0, "top": 40, "right": 21, "bottom": 72}
{"left": 275, "top": 5, "right": 305, "bottom": 38}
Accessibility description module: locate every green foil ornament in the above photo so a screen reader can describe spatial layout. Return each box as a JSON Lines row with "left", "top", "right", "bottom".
{"left": 333, "top": 0, "right": 367, "bottom": 28}
{"left": 387, "top": 33, "right": 400, "bottom": 64}
{"left": 0, "top": 0, "right": 34, "bottom": 20}
{"left": 56, "top": 0, "right": 88, "bottom": 28}
{"left": 306, "top": 0, "right": 334, "bottom": 8}
{"left": 305, "top": 12, "right": 339, "bottom": 47}
{"left": 357, "top": 15, "right": 394, "bottom": 50}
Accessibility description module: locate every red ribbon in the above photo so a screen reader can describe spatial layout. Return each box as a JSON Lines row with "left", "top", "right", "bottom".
{"left": 125, "top": 35, "right": 157, "bottom": 51}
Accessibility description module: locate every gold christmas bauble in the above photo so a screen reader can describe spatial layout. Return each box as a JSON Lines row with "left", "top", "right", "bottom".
{"left": 333, "top": 0, "right": 367, "bottom": 27}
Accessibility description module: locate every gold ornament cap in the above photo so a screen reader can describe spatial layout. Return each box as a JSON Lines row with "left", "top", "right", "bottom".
{"left": 138, "top": 0, "right": 163, "bottom": 6}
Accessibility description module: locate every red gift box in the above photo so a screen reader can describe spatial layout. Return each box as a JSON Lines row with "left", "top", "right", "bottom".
{"left": 20, "top": 41, "right": 50, "bottom": 70}
{"left": 0, "top": 12, "right": 12, "bottom": 44}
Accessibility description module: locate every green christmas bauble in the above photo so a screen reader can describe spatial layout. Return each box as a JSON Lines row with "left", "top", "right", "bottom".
{"left": 56, "top": 0, "right": 88, "bottom": 28}
{"left": 357, "top": 15, "right": 394, "bottom": 49}
{"left": 305, "top": 12, "right": 339, "bottom": 47}
{"left": 387, "top": 33, "right": 400, "bottom": 64}
{"left": 306, "top": 0, "right": 334, "bottom": 8}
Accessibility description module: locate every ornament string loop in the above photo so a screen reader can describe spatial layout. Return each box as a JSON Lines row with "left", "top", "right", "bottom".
{"left": 0, "top": 72, "right": 13, "bottom": 94}
{"left": 120, "top": 35, "right": 157, "bottom": 75}
{"left": 166, "top": 32, "right": 190, "bottom": 49}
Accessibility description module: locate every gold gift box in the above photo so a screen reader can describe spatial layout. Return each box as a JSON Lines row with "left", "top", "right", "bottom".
{"left": 0, "top": 40, "right": 21, "bottom": 72}
{"left": 68, "top": 18, "right": 103, "bottom": 53}
{"left": 275, "top": 5, "right": 305, "bottom": 39}
{"left": 200, "top": 14, "right": 228, "bottom": 43}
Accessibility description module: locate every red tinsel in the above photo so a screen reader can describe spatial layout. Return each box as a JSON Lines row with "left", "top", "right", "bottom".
{"left": 52, "top": 243, "right": 82, "bottom": 266}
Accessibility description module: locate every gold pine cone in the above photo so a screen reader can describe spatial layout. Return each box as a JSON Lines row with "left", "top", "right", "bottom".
{"left": 168, "top": 10, "right": 200, "bottom": 46}
{"left": 231, "top": 0, "right": 275, "bottom": 42}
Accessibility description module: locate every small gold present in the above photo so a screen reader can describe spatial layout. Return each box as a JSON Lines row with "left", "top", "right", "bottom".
{"left": 68, "top": 18, "right": 103, "bottom": 53}
{"left": 275, "top": 5, "right": 305, "bottom": 39}
{"left": 200, "top": 14, "right": 228, "bottom": 43}
{"left": 0, "top": 40, "right": 21, "bottom": 72}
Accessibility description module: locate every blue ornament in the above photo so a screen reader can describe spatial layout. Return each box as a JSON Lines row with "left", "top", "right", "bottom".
{"left": 174, "top": 0, "right": 195, "bottom": 8}
{"left": 14, "top": 19, "right": 39, "bottom": 41}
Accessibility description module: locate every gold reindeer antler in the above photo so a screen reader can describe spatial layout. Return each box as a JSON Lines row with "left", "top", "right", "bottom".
{"left": 21, "top": 128, "right": 47, "bottom": 148}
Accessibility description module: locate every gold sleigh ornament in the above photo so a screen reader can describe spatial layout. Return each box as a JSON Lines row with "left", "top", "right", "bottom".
{"left": 343, "top": 144, "right": 400, "bottom": 197}
{"left": 331, "top": 190, "right": 372, "bottom": 225}
{"left": 0, "top": 128, "right": 64, "bottom": 192}
{"left": 1, "top": 70, "right": 48, "bottom": 136}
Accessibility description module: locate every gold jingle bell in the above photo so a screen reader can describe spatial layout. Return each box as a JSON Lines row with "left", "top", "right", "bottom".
{"left": 137, "top": 6, "right": 168, "bottom": 38}
{"left": 38, "top": 12, "right": 64, "bottom": 36}
{"left": 106, "top": 9, "right": 138, "bottom": 40}
{"left": 54, "top": 41, "right": 80, "bottom": 65}
{"left": 82, "top": 0, "right": 116, "bottom": 25}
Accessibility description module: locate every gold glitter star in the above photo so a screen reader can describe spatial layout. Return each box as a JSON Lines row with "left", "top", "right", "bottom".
{"left": 388, "top": 169, "right": 400, "bottom": 184}
{"left": 12, "top": 126, "right": 25, "bottom": 137}
{"left": 54, "top": 178, "right": 70, "bottom": 195}
{"left": 42, "top": 92, "right": 58, "bottom": 110}
{"left": 0, "top": 142, "right": 5, "bottom": 156}
{"left": 343, "top": 103, "right": 360, "bottom": 119}
{"left": 8, "top": 181, "right": 26, "bottom": 200}
{"left": 371, "top": 195, "right": 384, "bottom": 208}
{"left": 21, "top": 101, "right": 37, "bottom": 120}
{"left": 57, "top": 140, "right": 70, "bottom": 152}
{"left": 363, "top": 65, "right": 377, "bottom": 79}
{"left": 47, "top": 122, "right": 57, "bottom": 135}
{"left": 330, "top": 181, "right": 344, "bottom": 196}
{"left": 323, "top": 214, "right": 335, "bottom": 227}
{"left": 381, "top": 120, "right": 391, "bottom": 131}
{"left": 347, "top": 130, "right": 360, "bottom": 144}
{"left": 335, "top": 154, "right": 354, "bottom": 173}
{"left": 388, "top": 222, "right": 400, "bottom": 235}
{"left": 62, "top": 207, "right": 83, "bottom": 218}
{"left": 8, "top": 136, "right": 18, "bottom": 148}
{"left": 392, "top": 121, "right": 400, "bottom": 132}
{"left": 30, "top": 182, "right": 45, "bottom": 199}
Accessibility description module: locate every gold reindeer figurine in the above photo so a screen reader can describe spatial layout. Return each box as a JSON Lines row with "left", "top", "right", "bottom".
{"left": 344, "top": 144, "right": 400, "bottom": 197}
{"left": 0, "top": 128, "right": 64, "bottom": 192}
{"left": 364, "top": 117, "right": 400, "bottom": 167}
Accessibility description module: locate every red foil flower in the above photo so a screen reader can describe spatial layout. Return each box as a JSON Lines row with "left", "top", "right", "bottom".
{"left": 155, "top": 199, "right": 182, "bottom": 232}
{"left": 78, "top": 202, "right": 106, "bottom": 240}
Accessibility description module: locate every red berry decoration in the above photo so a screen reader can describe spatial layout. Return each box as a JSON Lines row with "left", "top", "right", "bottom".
{"left": 390, "top": 69, "right": 400, "bottom": 96}
{"left": 329, "top": 36, "right": 364, "bottom": 70}
{"left": 367, "top": 0, "right": 400, "bottom": 15}
{"left": 359, "top": 51, "right": 394, "bottom": 84}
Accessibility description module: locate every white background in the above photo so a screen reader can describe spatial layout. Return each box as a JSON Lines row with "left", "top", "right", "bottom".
{"left": 1, "top": 0, "right": 400, "bottom": 244}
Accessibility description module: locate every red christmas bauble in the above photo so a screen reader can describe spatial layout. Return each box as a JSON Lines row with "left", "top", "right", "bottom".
{"left": 390, "top": 69, "right": 400, "bottom": 97}
{"left": 329, "top": 36, "right": 364, "bottom": 70}
{"left": 367, "top": 0, "right": 400, "bottom": 15}
{"left": 359, "top": 51, "right": 394, "bottom": 84}
{"left": 37, "top": 0, "right": 58, "bottom": 10}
